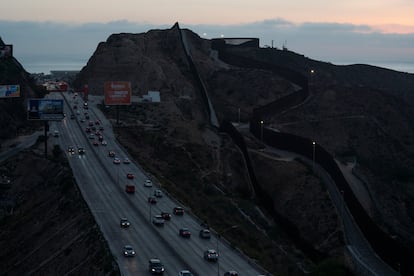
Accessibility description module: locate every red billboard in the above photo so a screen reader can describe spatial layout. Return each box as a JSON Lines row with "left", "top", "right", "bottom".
{"left": 104, "top": 81, "right": 131, "bottom": 105}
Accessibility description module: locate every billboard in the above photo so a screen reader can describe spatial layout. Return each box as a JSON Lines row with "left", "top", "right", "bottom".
{"left": 0, "top": 84, "right": 20, "bottom": 98}
{"left": 27, "top": 98, "right": 64, "bottom": 121}
{"left": 104, "top": 81, "right": 131, "bottom": 105}
{"left": 0, "top": 45, "right": 13, "bottom": 59}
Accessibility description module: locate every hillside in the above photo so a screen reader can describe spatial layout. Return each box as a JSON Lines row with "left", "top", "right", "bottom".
{"left": 75, "top": 23, "right": 414, "bottom": 274}
{"left": 0, "top": 38, "right": 118, "bottom": 275}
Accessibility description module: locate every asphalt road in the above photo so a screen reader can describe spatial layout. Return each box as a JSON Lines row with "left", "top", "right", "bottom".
{"left": 47, "top": 92, "right": 265, "bottom": 276}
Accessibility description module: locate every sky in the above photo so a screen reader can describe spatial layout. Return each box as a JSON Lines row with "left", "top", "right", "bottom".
{"left": 1, "top": 0, "right": 414, "bottom": 73}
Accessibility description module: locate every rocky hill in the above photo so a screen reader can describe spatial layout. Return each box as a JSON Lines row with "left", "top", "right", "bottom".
{"left": 75, "top": 23, "right": 414, "bottom": 274}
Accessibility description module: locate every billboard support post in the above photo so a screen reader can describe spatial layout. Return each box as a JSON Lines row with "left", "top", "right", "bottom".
{"left": 116, "top": 105, "right": 120, "bottom": 125}
{"left": 44, "top": 121, "right": 48, "bottom": 158}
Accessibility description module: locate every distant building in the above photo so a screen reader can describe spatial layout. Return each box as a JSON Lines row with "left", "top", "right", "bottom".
{"left": 211, "top": 37, "right": 259, "bottom": 49}
{"left": 50, "top": 70, "right": 80, "bottom": 80}
{"left": 142, "top": 91, "right": 160, "bottom": 103}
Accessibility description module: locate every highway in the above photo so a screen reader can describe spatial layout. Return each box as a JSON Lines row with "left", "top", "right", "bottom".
{"left": 48, "top": 92, "right": 265, "bottom": 276}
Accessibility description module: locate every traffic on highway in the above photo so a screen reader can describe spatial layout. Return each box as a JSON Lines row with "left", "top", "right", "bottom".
{"left": 48, "top": 91, "right": 266, "bottom": 275}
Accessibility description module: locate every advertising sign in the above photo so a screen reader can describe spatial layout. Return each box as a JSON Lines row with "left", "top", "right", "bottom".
{"left": 0, "top": 84, "right": 20, "bottom": 98}
{"left": 27, "top": 99, "right": 64, "bottom": 121}
{"left": 104, "top": 81, "right": 131, "bottom": 105}
{"left": 0, "top": 45, "right": 13, "bottom": 59}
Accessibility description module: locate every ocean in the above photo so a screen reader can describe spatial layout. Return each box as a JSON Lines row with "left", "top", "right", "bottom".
{"left": 22, "top": 60, "right": 414, "bottom": 75}
{"left": 333, "top": 61, "right": 414, "bottom": 74}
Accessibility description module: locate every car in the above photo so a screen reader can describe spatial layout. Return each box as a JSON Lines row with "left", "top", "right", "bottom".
{"left": 53, "top": 130, "right": 59, "bottom": 137}
{"left": 88, "top": 121, "right": 94, "bottom": 126}
{"left": 125, "top": 184, "right": 135, "bottom": 194}
{"left": 154, "top": 189, "right": 163, "bottom": 197}
{"left": 70, "top": 114, "right": 75, "bottom": 119}
{"left": 123, "top": 245, "right": 135, "bottom": 257}
{"left": 108, "top": 150, "right": 115, "bottom": 157}
{"left": 127, "top": 173, "right": 134, "bottom": 179}
{"left": 179, "top": 228, "right": 191, "bottom": 238}
{"left": 85, "top": 115, "right": 90, "bottom": 120}
{"left": 178, "top": 270, "right": 193, "bottom": 276}
{"left": 88, "top": 133, "right": 95, "bottom": 139}
{"left": 152, "top": 215, "right": 165, "bottom": 226}
{"left": 78, "top": 147, "right": 85, "bottom": 155}
{"left": 99, "top": 126, "right": 104, "bottom": 131}
{"left": 67, "top": 146, "right": 75, "bottom": 154}
{"left": 101, "top": 140, "right": 107, "bottom": 146}
{"left": 148, "top": 197, "right": 157, "bottom": 204}
{"left": 144, "top": 179, "right": 153, "bottom": 187}
{"left": 199, "top": 229, "right": 211, "bottom": 239}
{"left": 93, "top": 140, "right": 99, "bottom": 146}
{"left": 98, "top": 135, "right": 103, "bottom": 142}
{"left": 76, "top": 110, "right": 81, "bottom": 115}
{"left": 95, "top": 120, "right": 100, "bottom": 125}
{"left": 123, "top": 158, "right": 131, "bottom": 164}
{"left": 120, "top": 218, "right": 130, "bottom": 228}
{"left": 73, "top": 105, "right": 77, "bottom": 109}
{"left": 203, "top": 249, "right": 218, "bottom": 262}
{"left": 113, "top": 157, "right": 121, "bottom": 164}
{"left": 160, "top": 212, "right": 171, "bottom": 221}
{"left": 173, "top": 206, "right": 184, "bottom": 216}
{"left": 80, "top": 118, "right": 85, "bottom": 123}
{"left": 224, "top": 271, "right": 238, "bottom": 276}
{"left": 148, "top": 258, "right": 165, "bottom": 274}
{"left": 85, "top": 127, "right": 91, "bottom": 133}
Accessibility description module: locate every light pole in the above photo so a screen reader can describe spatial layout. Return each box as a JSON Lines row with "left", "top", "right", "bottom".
{"left": 312, "top": 141, "right": 316, "bottom": 172}
{"left": 260, "top": 120, "right": 264, "bottom": 143}
{"left": 217, "top": 225, "right": 239, "bottom": 276}
{"left": 238, "top": 107, "right": 241, "bottom": 124}
{"left": 340, "top": 190, "right": 344, "bottom": 219}
{"left": 117, "top": 166, "right": 119, "bottom": 186}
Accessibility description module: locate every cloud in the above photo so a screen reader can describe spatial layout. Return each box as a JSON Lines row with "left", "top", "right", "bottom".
{"left": 1, "top": 19, "right": 413, "bottom": 73}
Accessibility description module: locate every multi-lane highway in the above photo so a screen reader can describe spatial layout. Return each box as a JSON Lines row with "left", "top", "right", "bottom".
{"left": 49, "top": 91, "right": 265, "bottom": 276}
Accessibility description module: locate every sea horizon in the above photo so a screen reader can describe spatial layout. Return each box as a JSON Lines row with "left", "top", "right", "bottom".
{"left": 22, "top": 59, "right": 414, "bottom": 75}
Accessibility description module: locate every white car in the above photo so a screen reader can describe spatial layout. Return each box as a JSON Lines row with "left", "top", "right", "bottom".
{"left": 53, "top": 130, "right": 59, "bottom": 137}
{"left": 113, "top": 157, "right": 121, "bottom": 164}
{"left": 144, "top": 179, "right": 153, "bottom": 187}
{"left": 178, "top": 270, "right": 194, "bottom": 276}
{"left": 152, "top": 215, "right": 165, "bottom": 226}
{"left": 203, "top": 249, "right": 218, "bottom": 262}
{"left": 154, "top": 189, "right": 163, "bottom": 197}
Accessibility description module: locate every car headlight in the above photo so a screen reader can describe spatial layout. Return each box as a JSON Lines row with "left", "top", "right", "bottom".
{"left": 161, "top": 268, "right": 165, "bottom": 271}
{"left": 132, "top": 251, "right": 135, "bottom": 254}
{"left": 151, "top": 268, "right": 155, "bottom": 271}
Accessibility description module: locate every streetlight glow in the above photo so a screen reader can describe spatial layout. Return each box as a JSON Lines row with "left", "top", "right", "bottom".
{"left": 260, "top": 120, "right": 264, "bottom": 142}
{"left": 312, "top": 141, "right": 316, "bottom": 172}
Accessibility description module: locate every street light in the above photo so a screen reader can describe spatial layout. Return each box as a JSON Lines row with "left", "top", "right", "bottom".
{"left": 217, "top": 225, "right": 239, "bottom": 276}
{"left": 312, "top": 141, "right": 316, "bottom": 172}
{"left": 260, "top": 120, "right": 264, "bottom": 142}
